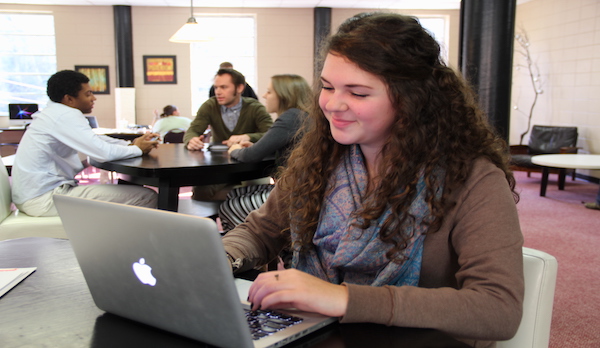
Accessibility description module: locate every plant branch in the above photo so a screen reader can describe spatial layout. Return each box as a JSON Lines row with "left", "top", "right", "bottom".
{"left": 515, "top": 28, "right": 544, "bottom": 145}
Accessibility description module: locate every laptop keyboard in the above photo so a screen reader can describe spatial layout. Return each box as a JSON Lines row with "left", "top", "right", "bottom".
{"left": 245, "top": 309, "right": 304, "bottom": 340}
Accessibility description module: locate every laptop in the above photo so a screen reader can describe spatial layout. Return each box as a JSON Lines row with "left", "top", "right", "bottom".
{"left": 54, "top": 195, "right": 336, "bottom": 348}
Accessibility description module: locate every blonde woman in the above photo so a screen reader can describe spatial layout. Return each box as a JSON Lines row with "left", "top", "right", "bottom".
{"left": 220, "top": 74, "right": 311, "bottom": 233}
{"left": 228, "top": 74, "right": 311, "bottom": 169}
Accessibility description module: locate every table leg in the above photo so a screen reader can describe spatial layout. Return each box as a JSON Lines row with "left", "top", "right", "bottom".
{"left": 558, "top": 168, "right": 566, "bottom": 190}
{"left": 540, "top": 168, "right": 549, "bottom": 197}
{"left": 158, "top": 179, "right": 180, "bottom": 211}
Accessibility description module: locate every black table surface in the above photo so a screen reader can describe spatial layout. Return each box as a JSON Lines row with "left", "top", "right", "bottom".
{"left": 103, "top": 132, "right": 143, "bottom": 142}
{"left": 90, "top": 143, "right": 275, "bottom": 211}
{"left": 0, "top": 238, "right": 472, "bottom": 348}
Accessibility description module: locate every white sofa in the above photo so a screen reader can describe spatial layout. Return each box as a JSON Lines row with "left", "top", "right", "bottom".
{"left": 0, "top": 157, "right": 66, "bottom": 240}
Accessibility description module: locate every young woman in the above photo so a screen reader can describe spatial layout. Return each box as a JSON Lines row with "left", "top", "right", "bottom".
{"left": 151, "top": 104, "right": 191, "bottom": 138}
{"left": 220, "top": 74, "right": 311, "bottom": 232}
{"left": 228, "top": 74, "right": 311, "bottom": 168}
{"left": 222, "top": 13, "right": 524, "bottom": 347}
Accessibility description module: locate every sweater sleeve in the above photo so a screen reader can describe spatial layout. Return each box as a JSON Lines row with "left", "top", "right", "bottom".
{"left": 341, "top": 161, "right": 524, "bottom": 342}
{"left": 230, "top": 109, "right": 300, "bottom": 163}
{"left": 244, "top": 102, "right": 273, "bottom": 143}
{"left": 222, "top": 185, "right": 290, "bottom": 273}
{"left": 184, "top": 100, "right": 212, "bottom": 145}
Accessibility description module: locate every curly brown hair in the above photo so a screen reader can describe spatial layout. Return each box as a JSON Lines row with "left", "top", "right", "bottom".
{"left": 277, "top": 12, "right": 518, "bottom": 261}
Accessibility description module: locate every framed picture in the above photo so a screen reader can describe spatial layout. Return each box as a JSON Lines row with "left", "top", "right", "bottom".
{"left": 143, "top": 55, "right": 177, "bottom": 84}
{"left": 74, "top": 65, "right": 109, "bottom": 94}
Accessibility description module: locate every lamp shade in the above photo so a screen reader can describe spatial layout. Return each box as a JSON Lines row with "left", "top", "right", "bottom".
{"left": 169, "top": 18, "right": 212, "bottom": 43}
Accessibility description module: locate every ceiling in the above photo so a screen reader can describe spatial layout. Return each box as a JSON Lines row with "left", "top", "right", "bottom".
{"left": 1, "top": 0, "right": 464, "bottom": 10}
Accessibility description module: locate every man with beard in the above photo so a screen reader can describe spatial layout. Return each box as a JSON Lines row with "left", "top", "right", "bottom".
{"left": 185, "top": 68, "right": 272, "bottom": 201}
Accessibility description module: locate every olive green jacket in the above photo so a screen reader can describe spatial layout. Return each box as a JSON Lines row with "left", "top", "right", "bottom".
{"left": 184, "top": 97, "right": 273, "bottom": 144}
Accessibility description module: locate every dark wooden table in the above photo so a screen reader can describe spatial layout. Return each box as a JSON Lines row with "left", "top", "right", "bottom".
{"left": 90, "top": 143, "right": 275, "bottom": 211}
{"left": 0, "top": 238, "right": 472, "bottom": 348}
{"left": 103, "top": 132, "right": 142, "bottom": 141}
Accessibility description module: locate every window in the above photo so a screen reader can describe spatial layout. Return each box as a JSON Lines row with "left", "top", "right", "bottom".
{"left": 190, "top": 15, "right": 256, "bottom": 114}
{"left": 0, "top": 12, "right": 56, "bottom": 116}
{"left": 418, "top": 16, "right": 449, "bottom": 63}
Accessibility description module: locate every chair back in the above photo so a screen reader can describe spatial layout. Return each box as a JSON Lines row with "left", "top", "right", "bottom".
{"left": 0, "top": 158, "right": 13, "bottom": 223}
{"left": 163, "top": 129, "right": 185, "bottom": 143}
{"left": 497, "top": 247, "right": 558, "bottom": 348}
{"left": 85, "top": 116, "right": 99, "bottom": 128}
{"left": 528, "top": 126, "right": 577, "bottom": 154}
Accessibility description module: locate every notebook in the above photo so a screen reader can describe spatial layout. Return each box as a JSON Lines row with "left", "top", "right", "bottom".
{"left": 54, "top": 195, "right": 336, "bottom": 348}
{"left": 0, "top": 267, "right": 36, "bottom": 298}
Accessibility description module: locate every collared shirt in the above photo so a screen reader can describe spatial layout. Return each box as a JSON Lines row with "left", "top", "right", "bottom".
{"left": 11, "top": 101, "right": 142, "bottom": 204}
{"left": 221, "top": 98, "right": 243, "bottom": 131}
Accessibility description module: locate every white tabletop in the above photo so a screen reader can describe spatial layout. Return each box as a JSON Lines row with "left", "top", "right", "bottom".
{"left": 531, "top": 154, "right": 600, "bottom": 169}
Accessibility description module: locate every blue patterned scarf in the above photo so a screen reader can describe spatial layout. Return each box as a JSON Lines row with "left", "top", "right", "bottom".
{"left": 292, "top": 145, "right": 441, "bottom": 287}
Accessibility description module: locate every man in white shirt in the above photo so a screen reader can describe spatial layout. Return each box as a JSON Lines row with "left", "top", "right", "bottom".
{"left": 12, "top": 70, "right": 159, "bottom": 217}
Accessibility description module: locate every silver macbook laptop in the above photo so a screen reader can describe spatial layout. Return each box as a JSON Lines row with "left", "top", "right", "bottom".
{"left": 54, "top": 195, "right": 336, "bottom": 348}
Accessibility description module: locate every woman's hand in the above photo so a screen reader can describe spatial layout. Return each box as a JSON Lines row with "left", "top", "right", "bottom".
{"left": 228, "top": 143, "right": 243, "bottom": 154}
{"left": 239, "top": 140, "right": 253, "bottom": 148}
{"left": 224, "top": 134, "right": 251, "bottom": 147}
{"left": 248, "top": 269, "right": 348, "bottom": 318}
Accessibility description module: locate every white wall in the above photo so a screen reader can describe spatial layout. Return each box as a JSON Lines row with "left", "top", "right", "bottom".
{"left": 511, "top": 0, "right": 600, "bottom": 178}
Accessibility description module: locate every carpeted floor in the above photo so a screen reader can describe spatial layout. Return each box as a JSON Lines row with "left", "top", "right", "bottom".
{"left": 513, "top": 171, "right": 600, "bottom": 348}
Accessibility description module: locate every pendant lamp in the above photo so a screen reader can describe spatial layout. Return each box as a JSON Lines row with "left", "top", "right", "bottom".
{"left": 169, "top": 0, "right": 212, "bottom": 43}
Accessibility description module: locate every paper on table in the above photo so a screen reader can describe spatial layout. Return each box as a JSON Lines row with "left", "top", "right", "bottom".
{"left": 0, "top": 267, "right": 36, "bottom": 298}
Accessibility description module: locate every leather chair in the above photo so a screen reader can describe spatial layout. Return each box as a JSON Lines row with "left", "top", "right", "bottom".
{"left": 510, "top": 125, "right": 579, "bottom": 183}
{"left": 497, "top": 247, "right": 558, "bottom": 348}
{"left": 0, "top": 157, "right": 66, "bottom": 240}
{"left": 163, "top": 129, "right": 185, "bottom": 144}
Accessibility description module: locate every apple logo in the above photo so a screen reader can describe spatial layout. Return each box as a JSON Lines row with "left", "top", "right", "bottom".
{"left": 132, "top": 258, "right": 157, "bottom": 286}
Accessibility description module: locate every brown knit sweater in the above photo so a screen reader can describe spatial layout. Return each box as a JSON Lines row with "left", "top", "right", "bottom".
{"left": 223, "top": 158, "right": 524, "bottom": 348}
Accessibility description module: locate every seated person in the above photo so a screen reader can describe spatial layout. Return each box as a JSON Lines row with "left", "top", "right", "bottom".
{"left": 151, "top": 104, "right": 192, "bottom": 139}
{"left": 184, "top": 68, "right": 273, "bottom": 201}
{"left": 228, "top": 74, "right": 311, "bottom": 167}
{"left": 12, "top": 70, "right": 159, "bottom": 217}
{"left": 220, "top": 74, "right": 311, "bottom": 233}
{"left": 222, "top": 13, "right": 524, "bottom": 347}
{"left": 584, "top": 186, "right": 600, "bottom": 210}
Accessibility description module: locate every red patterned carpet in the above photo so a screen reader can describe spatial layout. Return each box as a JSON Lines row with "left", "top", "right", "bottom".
{"left": 514, "top": 171, "right": 600, "bottom": 348}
